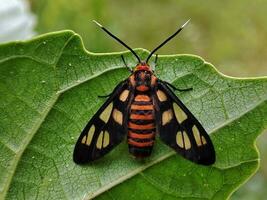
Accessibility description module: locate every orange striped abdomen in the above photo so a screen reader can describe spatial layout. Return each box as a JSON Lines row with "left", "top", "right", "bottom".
{"left": 128, "top": 93, "right": 155, "bottom": 158}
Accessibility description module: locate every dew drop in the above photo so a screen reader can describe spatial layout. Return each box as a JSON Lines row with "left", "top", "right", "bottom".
{"left": 41, "top": 80, "right": 46, "bottom": 84}
{"left": 43, "top": 41, "right": 46, "bottom": 45}
{"left": 32, "top": 156, "right": 35, "bottom": 159}
{"left": 68, "top": 63, "right": 72, "bottom": 66}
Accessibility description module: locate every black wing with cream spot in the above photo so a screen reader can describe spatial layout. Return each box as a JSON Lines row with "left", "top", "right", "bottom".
{"left": 155, "top": 81, "right": 215, "bottom": 165}
{"left": 73, "top": 80, "right": 131, "bottom": 164}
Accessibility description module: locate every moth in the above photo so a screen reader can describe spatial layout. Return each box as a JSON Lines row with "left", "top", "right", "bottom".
{"left": 73, "top": 20, "right": 215, "bottom": 165}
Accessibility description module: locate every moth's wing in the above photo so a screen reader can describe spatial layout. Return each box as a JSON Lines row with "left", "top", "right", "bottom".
{"left": 73, "top": 80, "right": 131, "bottom": 164}
{"left": 155, "top": 81, "right": 215, "bottom": 165}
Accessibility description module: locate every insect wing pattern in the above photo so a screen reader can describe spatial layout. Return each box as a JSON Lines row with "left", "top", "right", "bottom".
{"left": 156, "top": 81, "right": 215, "bottom": 165}
{"left": 73, "top": 81, "right": 131, "bottom": 164}
{"left": 73, "top": 20, "right": 216, "bottom": 165}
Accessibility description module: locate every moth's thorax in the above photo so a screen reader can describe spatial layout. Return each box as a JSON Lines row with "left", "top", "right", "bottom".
{"left": 130, "top": 63, "right": 157, "bottom": 92}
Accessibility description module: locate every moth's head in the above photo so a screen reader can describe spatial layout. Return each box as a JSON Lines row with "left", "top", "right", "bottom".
{"left": 133, "top": 62, "right": 152, "bottom": 73}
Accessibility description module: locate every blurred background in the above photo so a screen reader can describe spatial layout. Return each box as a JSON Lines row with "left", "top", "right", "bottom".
{"left": 0, "top": 0, "right": 266, "bottom": 199}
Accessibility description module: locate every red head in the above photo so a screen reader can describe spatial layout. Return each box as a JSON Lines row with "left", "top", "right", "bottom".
{"left": 130, "top": 62, "right": 157, "bottom": 92}
{"left": 134, "top": 62, "right": 152, "bottom": 73}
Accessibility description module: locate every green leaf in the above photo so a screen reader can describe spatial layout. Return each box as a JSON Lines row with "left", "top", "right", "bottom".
{"left": 0, "top": 31, "right": 266, "bottom": 200}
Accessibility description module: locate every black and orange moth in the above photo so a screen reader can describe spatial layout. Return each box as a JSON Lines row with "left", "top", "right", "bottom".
{"left": 73, "top": 20, "right": 215, "bottom": 165}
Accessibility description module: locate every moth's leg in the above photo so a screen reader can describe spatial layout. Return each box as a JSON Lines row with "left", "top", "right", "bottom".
{"left": 150, "top": 54, "right": 158, "bottom": 72}
{"left": 154, "top": 54, "right": 158, "bottom": 67}
{"left": 162, "top": 81, "right": 192, "bottom": 92}
{"left": 98, "top": 93, "right": 112, "bottom": 98}
{"left": 121, "top": 55, "right": 132, "bottom": 73}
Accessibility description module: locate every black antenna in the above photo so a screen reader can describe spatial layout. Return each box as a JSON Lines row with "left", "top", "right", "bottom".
{"left": 93, "top": 20, "right": 141, "bottom": 63}
{"left": 146, "top": 19, "right": 190, "bottom": 63}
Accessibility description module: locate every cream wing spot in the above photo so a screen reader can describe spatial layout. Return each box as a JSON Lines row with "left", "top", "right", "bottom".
{"left": 100, "top": 103, "right": 113, "bottom": 122}
{"left": 192, "top": 125, "right": 202, "bottom": 146}
{"left": 86, "top": 125, "right": 95, "bottom": 146}
{"left": 96, "top": 131, "right": 104, "bottom": 149}
{"left": 113, "top": 109, "right": 123, "bottom": 125}
{"left": 176, "top": 131, "right": 184, "bottom": 148}
{"left": 81, "top": 135, "right": 86, "bottom": 144}
{"left": 173, "top": 103, "right": 188, "bottom": 123}
{"left": 157, "top": 90, "right": 167, "bottom": 101}
{"left": 183, "top": 132, "right": 191, "bottom": 150}
{"left": 119, "top": 90, "right": 129, "bottom": 102}
{"left": 162, "top": 109, "right": 173, "bottom": 125}
{"left": 103, "top": 131, "right": 110, "bottom": 148}
{"left": 201, "top": 136, "right": 207, "bottom": 145}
